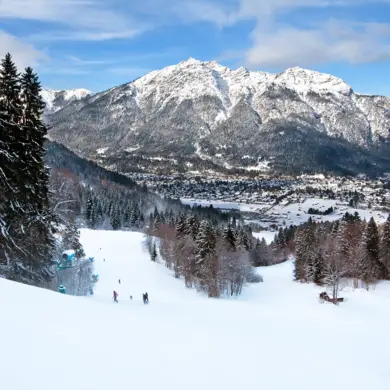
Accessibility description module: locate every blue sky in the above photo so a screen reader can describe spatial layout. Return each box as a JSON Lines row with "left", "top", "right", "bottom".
{"left": 1, "top": 0, "right": 390, "bottom": 95}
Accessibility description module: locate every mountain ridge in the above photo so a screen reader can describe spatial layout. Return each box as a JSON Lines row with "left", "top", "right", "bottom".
{"left": 41, "top": 87, "right": 92, "bottom": 115}
{"left": 46, "top": 58, "right": 390, "bottom": 177}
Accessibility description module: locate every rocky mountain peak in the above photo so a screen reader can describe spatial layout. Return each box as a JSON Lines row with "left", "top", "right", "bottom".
{"left": 47, "top": 59, "right": 390, "bottom": 177}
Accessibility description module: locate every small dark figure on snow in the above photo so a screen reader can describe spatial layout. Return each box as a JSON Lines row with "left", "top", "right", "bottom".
{"left": 130, "top": 295, "right": 133, "bottom": 300}
{"left": 143, "top": 292, "right": 149, "bottom": 304}
{"left": 118, "top": 279, "right": 121, "bottom": 284}
{"left": 113, "top": 290, "right": 118, "bottom": 303}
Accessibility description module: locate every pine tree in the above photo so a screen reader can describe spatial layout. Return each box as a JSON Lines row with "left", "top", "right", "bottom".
{"left": 63, "top": 222, "right": 84, "bottom": 255}
{"left": 111, "top": 203, "right": 121, "bottom": 230}
{"left": 175, "top": 214, "right": 187, "bottom": 239}
{"left": 196, "top": 220, "right": 216, "bottom": 261}
{"left": 380, "top": 214, "right": 390, "bottom": 279}
{"left": 20, "top": 66, "right": 55, "bottom": 275}
{"left": 0, "top": 54, "right": 54, "bottom": 284}
{"left": 275, "top": 227, "right": 286, "bottom": 248}
{"left": 250, "top": 237, "right": 269, "bottom": 266}
{"left": 86, "top": 193, "right": 96, "bottom": 228}
{"left": 223, "top": 224, "right": 236, "bottom": 251}
{"left": 185, "top": 214, "right": 200, "bottom": 240}
{"left": 360, "top": 217, "right": 385, "bottom": 283}
{"left": 312, "top": 247, "right": 325, "bottom": 285}
{"left": 0, "top": 53, "right": 23, "bottom": 222}
{"left": 150, "top": 241, "right": 158, "bottom": 262}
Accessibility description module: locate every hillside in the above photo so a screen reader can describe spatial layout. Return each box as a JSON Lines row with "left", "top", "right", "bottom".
{"left": 47, "top": 58, "right": 390, "bottom": 177}
{"left": 41, "top": 87, "right": 91, "bottom": 116}
{"left": 1, "top": 229, "right": 390, "bottom": 390}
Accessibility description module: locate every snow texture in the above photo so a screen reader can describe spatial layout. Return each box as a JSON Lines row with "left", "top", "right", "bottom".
{"left": 41, "top": 88, "right": 92, "bottom": 115}
{"left": 181, "top": 197, "right": 388, "bottom": 228}
{"left": 1, "top": 228, "right": 390, "bottom": 390}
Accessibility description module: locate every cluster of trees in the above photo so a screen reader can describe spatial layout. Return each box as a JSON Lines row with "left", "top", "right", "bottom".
{"left": 307, "top": 206, "right": 334, "bottom": 215}
{"left": 46, "top": 141, "right": 237, "bottom": 232}
{"left": 0, "top": 53, "right": 57, "bottom": 285}
{"left": 147, "top": 210, "right": 262, "bottom": 297}
{"left": 249, "top": 225, "right": 296, "bottom": 267}
{"left": 86, "top": 191, "right": 145, "bottom": 230}
{"left": 293, "top": 213, "right": 390, "bottom": 300}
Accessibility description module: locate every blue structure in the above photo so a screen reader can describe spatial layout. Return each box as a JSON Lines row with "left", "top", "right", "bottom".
{"left": 91, "top": 274, "right": 99, "bottom": 283}
{"left": 57, "top": 250, "right": 77, "bottom": 270}
{"left": 58, "top": 284, "right": 67, "bottom": 294}
{"left": 88, "top": 257, "right": 95, "bottom": 263}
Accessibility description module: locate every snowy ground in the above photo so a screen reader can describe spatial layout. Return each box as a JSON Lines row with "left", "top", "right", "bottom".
{"left": 253, "top": 230, "right": 278, "bottom": 243}
{"left": 1, "top": 229, "right": 390, "bottom": 390}
{"left": 181, "top": 197, "right": 388, "bottom": 228}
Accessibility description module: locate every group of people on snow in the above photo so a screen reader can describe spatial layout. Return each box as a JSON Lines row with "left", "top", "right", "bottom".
{"left": 113, "top": 289, "right": 149, "bottom": 304}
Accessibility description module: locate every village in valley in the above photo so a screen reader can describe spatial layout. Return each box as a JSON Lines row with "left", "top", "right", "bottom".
{"left": 126, "top": 172, "right": 390, "bottom": 232}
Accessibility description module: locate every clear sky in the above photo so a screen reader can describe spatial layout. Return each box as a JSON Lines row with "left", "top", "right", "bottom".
{"left": 1, "top": 0, "right": 390, "bottom": 95}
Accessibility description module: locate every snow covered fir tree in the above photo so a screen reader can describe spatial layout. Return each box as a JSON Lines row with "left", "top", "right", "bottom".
{"left": 0, "top": 53, "right": 56, "bottom": 284}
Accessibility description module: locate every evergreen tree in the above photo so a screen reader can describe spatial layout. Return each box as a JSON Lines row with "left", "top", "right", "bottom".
{"left": 150, "top": 241, "right": 158, "bottom": 262}
{"left": 185, "top": 214, "right": 200, "bottom": 240}
{"left": 175, "top": 214, "right": 187, "bottom": 239}
{"left": 250, "top": 237, "right": 269, "bottom": 267}
{"left": 380, "top": 214, "right": 390, "bottom": 279}
{"left": 294, "top": 229, "right": 307, "bottom": 281}
{"left": 63, "top": 222, "right": 84, "bottom": 256}
{"left": 196, "top": 220, "right": 216, "bottom": 261}
{"left": 0, "top": 53, "right": 23, "bottom": 222}
{"left": 111, "top": 203, "right": 121, "bottom": 230}
{"left": 223, "top": 224, "right": 236, "bottom": 251}
{"left": 360, "top": 217, "right": 385, "bottom": 283}
{"left": 86, "top": 193, "right": 96, "bottom": 228}
{"left": 20, "top": 66, "right": 55, "bottom": 273}
{"left": 0, "top": 54, "right": 54, "bottom": 284}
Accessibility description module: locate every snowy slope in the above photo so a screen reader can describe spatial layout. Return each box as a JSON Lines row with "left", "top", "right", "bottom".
{"left": 1, "top": 229, "right": 390, "bottom": 390}
{"left": 41, "top": 87, "right": 91, "bottom": 115}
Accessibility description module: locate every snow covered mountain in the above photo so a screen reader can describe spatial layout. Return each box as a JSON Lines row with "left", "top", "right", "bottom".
{"left": 41, "top": 87, "right": 92, "bottom": 115}
{"left": 47, "top": 58, "right": 390, "bottom": 176}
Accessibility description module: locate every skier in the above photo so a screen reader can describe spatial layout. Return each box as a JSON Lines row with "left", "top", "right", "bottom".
{"left": 113, "top": 290, "right": 118, "bottom": 303}
{"left": 118, "top": 278, "right": 121, "bottom": 284}
{"left": 143, "top": 292, "right": 149, "bottom": 304}
{"left": 130, "top": 295, "right": 133, "bottom": 300}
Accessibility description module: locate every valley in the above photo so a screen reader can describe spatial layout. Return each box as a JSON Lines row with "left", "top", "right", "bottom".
{"left": 129, "top": 171, "right": 390, "bottom": 231}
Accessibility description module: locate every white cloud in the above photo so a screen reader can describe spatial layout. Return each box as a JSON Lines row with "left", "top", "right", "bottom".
{"left": 0, "top": 30, "right": 47, "bottom": 68}
{"left": 0, "top": 0, "right": 146, "bottom": 41}
{"left": 208, "top": 0, "right": 390, "bottom": 68}
{"left": 1, "top": 0, "right": 390, "bottom": 69}
{"left": 244, "top": 21, "right": 390, "bottom": 68}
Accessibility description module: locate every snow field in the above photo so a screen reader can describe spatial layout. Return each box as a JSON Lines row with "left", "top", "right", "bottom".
{"left": 181, "top": 197, "right": 388, "bottom": 228}
{"left": 1, "top": 229, "right": 390, "bottom": 390}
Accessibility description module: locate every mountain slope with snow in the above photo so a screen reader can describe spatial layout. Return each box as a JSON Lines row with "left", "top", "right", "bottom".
{"left": 1, "top": 228, "right": 390, "bottom": 390}
{"left": 41, "top": 87, "right": 91, "bottom": 115}
{"left": 47, "top": 58, "right": 390, "bottom": 176}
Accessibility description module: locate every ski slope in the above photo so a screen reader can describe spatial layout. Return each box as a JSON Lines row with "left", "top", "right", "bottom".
{"left": 1, "top": 229, "right": 390, "bottom": 390}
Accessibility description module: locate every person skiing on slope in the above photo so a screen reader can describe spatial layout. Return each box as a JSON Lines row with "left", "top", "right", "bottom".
{"left": 143, "top": 292, "right": 149, "bottom": 304}
{"left": 113, "top": 290, "right": 118, "bottom": 303}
